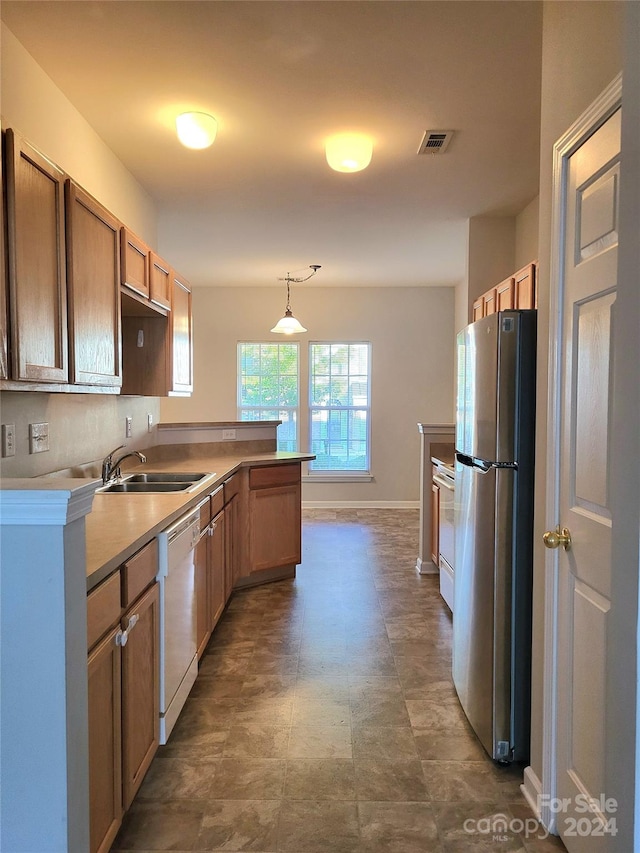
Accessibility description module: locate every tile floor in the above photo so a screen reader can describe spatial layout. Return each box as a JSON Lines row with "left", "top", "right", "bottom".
{"left": 112, "top": 508, "right": 565, "bottom": 852}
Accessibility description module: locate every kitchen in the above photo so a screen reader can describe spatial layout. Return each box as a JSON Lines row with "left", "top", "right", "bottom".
{"left": 1, "top": 2, "right": 638, "bottom": 852}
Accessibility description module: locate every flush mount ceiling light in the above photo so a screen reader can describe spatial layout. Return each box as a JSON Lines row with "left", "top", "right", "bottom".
{"left": 175, "top": 112, "right": 218, "bottom": 149}
{"left": 270, "top": 265, "right": 321, "bottom": 334}
{"left": 325, "top": 133, "right": 373, "bottom": 173}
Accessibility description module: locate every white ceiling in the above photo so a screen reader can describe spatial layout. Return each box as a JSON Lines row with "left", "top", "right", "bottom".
{"left": 1, "top": 1, "right": 543, "bottom": 288}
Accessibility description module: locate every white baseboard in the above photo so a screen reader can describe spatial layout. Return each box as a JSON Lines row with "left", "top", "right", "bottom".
{"left": 302, "top": 501, "right": 420, "bottom": 509}
{"left": 416, "top": 557, "right": 438, "bottom": 575}
{"left": 521, "top": 765, "right": 558, "bottom": 836}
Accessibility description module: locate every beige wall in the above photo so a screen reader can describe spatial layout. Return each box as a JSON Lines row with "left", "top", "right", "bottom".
{"left": 1, "top": 25, "right": 157, "bottom": 243}
{"left": 467, "top": 215, "right": 516, "bottom": 307}
{"left": 529, "top": 0, "right": 623, "bottom": 792}
{"left": 515, "top": 196, "right": 540, "bottom": 270}
{"left": 161, "top": 286, "right": 456, "bottom": 505}
{"left": 0, "top": 24, "right": 162, "bottom": 478}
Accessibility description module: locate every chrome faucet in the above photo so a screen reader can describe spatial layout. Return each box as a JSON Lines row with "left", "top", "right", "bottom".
{"left": 101, "top": 445, "right": 147, "bottom": 484}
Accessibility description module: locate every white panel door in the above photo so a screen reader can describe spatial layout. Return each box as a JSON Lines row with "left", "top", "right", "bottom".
{"left": 553, "top": 107, "right": 620, "bottom": 851}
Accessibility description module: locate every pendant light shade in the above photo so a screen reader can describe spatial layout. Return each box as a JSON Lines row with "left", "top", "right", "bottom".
{"left": 325, "top": 133, "right": 373, "bottom": 172}
{"left": 270, "top": 265, "right": 321, "bottom": 335}
{"left": 270, "top": 308, "right": 307, "bottom": 335}
{"left": 176, "top": 112, "right": 218, "bottom": 149}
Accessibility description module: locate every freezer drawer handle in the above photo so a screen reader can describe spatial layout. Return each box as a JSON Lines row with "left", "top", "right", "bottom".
{"left": 543, "top": 526, "right": 572, "bottom": 551}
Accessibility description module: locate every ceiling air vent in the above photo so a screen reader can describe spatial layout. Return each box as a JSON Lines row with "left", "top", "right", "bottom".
{"left": 417, "top": 130, "right": 454, "bottom": 155}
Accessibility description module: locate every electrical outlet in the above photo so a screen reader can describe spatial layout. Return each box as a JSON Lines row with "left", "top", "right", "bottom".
{"left": 29, "top": 422, "right": 50, "bottom": 454}
{"left": 147, "top": 413, "right": 154, "bottom": 433}
{"left": 222, "top": 429, "right": 236, "bottom": 440}
{"left": 2, "top": 424, "right": 16, "bottom": 457}
{"left": 125, "top": 416, "right": 133, "bottom": 438}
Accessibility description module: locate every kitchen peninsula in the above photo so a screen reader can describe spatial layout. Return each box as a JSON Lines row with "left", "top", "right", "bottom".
{"left": 0, "top": 421, "right": 313, "bottom": 853}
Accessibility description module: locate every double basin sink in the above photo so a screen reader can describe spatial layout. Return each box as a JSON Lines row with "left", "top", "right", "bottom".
{"left": 97, "top": 472, "right": 217, "bottom": 494}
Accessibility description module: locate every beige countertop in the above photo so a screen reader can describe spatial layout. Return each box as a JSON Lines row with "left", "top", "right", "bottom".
{"left": 86, "top": 450, "right": 313, "bottom": 590}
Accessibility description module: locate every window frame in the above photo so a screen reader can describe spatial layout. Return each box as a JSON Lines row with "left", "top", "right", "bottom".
{"left": 236, "top": 341, "right": 300, "bottom": 452}
{"left": 307, "top": 341, "right": 372, "bottom": 479}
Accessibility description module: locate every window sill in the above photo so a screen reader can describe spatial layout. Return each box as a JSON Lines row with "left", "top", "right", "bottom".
{"left": 303, "top": 473, "right": 373, "bottom": 483}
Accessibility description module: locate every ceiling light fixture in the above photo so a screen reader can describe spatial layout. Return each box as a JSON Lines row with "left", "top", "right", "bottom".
{"left": 325, "top": 133, "right": 373, "bottom": 173}
{"left": 270, "top": 265, "right": 321, "bottom": 334}
{"left": 175, "top": 112, "right": 218, "bottom": 149}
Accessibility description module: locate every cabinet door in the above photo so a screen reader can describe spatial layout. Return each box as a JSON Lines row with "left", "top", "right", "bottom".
{"left": 495, "top": 276, "right": 515, "bottom": 311}
{"left": 121, "top": 227, "right": 150, "bottom": 299}
{"left": 431, "top": 481, "right": 440, "bottom": 566}
{"left": 5, "top": 128, "right": 68, "bottom": 382}
{"left": 121, "top": 582, "right": 160, "bottom": 810}
{"left": 66, "top": 181, "right": 122, "bottom": 386}
{"left": 168, "top": 272, "right": 193, "bottom": 395}
{"left": 472, "top": 296, "right": 484, "bottom": 322}
{"left": 224, "top": 493, "right": 240, "bottom": 597}
{"left": 249, "top": 483, "right": 301, "bottom": 572}
{"left": 149, "top": 252, "right": 172, "bottom": 310}
{"left": 195, "top": 532, "right": 211, "bottom": 659}
{"left": 88, "top": 626, "right": 122, "bottom": 853}
{"left": 514, "top": 262, "right": 536, "bottom": 309}
{"left": 0, "top": 128, "right": 8, "bottom": 380}
{"left": 210, "top": 510, "right": 226, "bottom": 629}
{"left": 483, "top": 288, "right": 497, "bottom": 316}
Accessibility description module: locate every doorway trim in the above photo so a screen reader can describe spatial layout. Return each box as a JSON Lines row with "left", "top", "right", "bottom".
{"left": 534, "top": 73, "right": 622, "bottom": 834}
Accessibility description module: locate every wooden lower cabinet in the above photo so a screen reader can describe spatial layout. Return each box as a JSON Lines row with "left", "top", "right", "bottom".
{"left": 121, "top": 583, "right": 160, "bottom": 810}
{"left": 88, "top": 625, "right": 122, "bottom": 853}
{"left": 195, "top": 531, "right": 210, "bottom": 658}
{"left": 210, "top": 509, "right": 227, "bottom": 626}
{"left": 244, "top": 463, "right": 301, "bottom": 580}
{"left": 88, "top": 568, "right": 160, "bottom": 853}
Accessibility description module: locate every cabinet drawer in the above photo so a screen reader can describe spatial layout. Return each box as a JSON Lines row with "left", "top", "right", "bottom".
{"left": 249, "top": 463, "right": 300, "bottom": 490}
{"left": 87, "top": 571, "right": 122, "bottom": 649}
{"left": 210, "top": 485, "right": 224, "bottom": 518}
{"left": 122, "top": 540, "right": 158, "bottom": 607}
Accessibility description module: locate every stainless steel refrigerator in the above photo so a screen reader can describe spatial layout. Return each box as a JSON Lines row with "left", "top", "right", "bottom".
{"left": 453, "top": 310, "right": 536, "bottom": 763}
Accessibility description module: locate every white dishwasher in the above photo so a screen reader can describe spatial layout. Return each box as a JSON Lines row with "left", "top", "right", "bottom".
{"left": 156, "top": 505, "right": 200, "bottom": 743}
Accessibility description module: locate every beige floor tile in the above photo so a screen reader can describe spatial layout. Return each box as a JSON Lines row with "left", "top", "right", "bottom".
{"left": 208, "top": 759, "right": 287, "bottom": 800}
{"left": 277, "top": 800, "right": 361, "bottom": 852}
{"left": 223, "top": 724, "right": 290, "bottom": 759}
{"left": 358, "top": 801, "right": 442, "bottom": 853}
{"left": 352, "top": 726, "right": 419, "bottom": 760}
{"left": 284, "top": 759, "right": 356, "bottom": 800}
{"left": 194, "top": 799, "right": 281, "bottom": 851}
{"left": 354, "top": 759, "right": 430, "bottom": 801}
{"left": 287, "top": 725, "right": 353, "bottom": 759}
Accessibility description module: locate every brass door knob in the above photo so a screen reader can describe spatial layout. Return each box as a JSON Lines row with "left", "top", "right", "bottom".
{"left": 543, "top": 526, "right": 572, "bottom": 551}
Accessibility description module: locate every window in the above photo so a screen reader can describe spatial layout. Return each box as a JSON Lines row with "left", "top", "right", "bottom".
{"left": 237, "top": 343, "right": 299, "bottom": 451}
{"left": 309, "top": 342, "right": 371, "bottom": 473}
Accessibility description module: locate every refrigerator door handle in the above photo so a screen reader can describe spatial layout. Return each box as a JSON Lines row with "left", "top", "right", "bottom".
{"left": 456, "top": 452, "right": 491, "bottom": 473}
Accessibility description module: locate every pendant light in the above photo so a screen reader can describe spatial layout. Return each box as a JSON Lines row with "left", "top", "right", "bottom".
{"left": 270, "top": 265, "right": 321, "bottom": 334}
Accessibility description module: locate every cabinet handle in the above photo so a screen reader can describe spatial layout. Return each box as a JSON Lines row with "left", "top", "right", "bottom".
{"left": 208, "top": 521, "right": 217, "bottom": 537}
{"left": 116, "top": 613, "right": 140, "bottom": 647}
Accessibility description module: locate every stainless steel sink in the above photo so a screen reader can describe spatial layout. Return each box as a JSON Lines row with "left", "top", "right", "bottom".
{"left": 126, "top": 472, "right": 209, "bottom": 483}
{"left": 96, "top": 471, "right": 217, "bottom": 494}
{"left": 100, "top": 481, "right": 192, "bottom": 493}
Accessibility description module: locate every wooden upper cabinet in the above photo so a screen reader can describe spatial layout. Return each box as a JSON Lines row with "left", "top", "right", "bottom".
{"left": 483, "top": 288, "right": 497, "bottom": 316}
{"left": 472, "top": 296, "right": 484, "bottom": 322}
{"left": 496, "top": 276, "right": 515, "bottom": 312}
{"left": 0, "top": 129, "right": 8, "bottom": 380}
{"left": 4, "top": 128, "right": 68, "bottom": 382}
{"left": 514, "top": 262, "right": 536, "bottom": 309}
{"left": 149, "top": 252, "right": 172, "bottom": 310}
{"left": 120, "top": 227, "right": 150, "bottom": 300}
{"left": 168, "top": 272, "right": 193, "bottom": 395}
{"left": 66, "top": 181, "right": 122, "bottom": 387}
